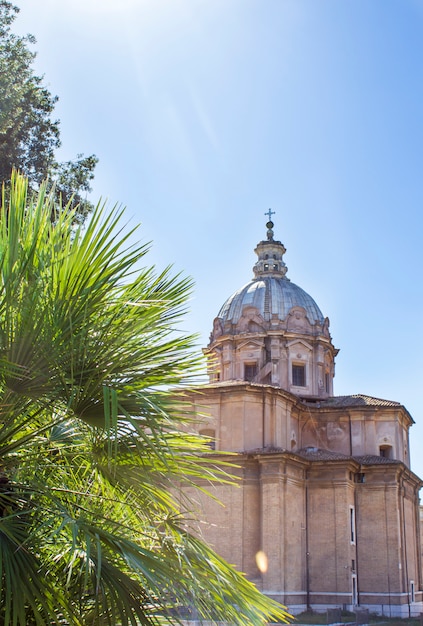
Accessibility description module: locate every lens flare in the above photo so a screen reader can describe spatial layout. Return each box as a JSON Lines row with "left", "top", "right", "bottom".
{"left": 255, "top": 550, "right": 268, "bottom": 573}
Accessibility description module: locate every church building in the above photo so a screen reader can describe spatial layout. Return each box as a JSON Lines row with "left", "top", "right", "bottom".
{"left": 184, "top": 215, "right": 423, "bottom": 616}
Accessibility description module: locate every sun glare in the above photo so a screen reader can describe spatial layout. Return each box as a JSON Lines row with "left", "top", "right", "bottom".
{"left": 57, "top": 0, "right": 189, "bottom": 18}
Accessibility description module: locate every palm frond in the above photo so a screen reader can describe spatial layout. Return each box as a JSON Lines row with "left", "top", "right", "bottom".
{"left": 0, "top": 173, "right": 291, "bottom": 625}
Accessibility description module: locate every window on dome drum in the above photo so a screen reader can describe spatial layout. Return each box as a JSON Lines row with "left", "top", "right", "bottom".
{"left": 273, "top": 264, "right": 278, "bottom": 270}
{"left": 379, "top": 445, "right": 392, "bottom": 458}
{"left": 292, "top": 364, "right": 306, "bottom": 386}
{"left": 264, "top": 263, "right": 269, "bottom": 270}
{"left": 244, "top": 363, "right": 257, "bottom": 382}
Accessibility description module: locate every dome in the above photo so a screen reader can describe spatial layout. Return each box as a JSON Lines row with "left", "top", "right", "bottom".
{"left": 206, "top": 213, "right": 337, "bottom": 397}
{"left": 217, "top": 276, "right": 324, "bottom": 327}
{"left": 214, "top": 215, "right": 325, "bottom": 331}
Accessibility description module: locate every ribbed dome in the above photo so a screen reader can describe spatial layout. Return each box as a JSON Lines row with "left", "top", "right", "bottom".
{"left": 215, "top": 217, "right": 325, "bottom": 329}
{"left": 217, "top": 276, "right": 324, "bottom": 326}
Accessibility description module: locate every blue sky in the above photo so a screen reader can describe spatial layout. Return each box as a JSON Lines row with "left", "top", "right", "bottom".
{"left": 16, "top": 0, "right": 423, "bottom": 478}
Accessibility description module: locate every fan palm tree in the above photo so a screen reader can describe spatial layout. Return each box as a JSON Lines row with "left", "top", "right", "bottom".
{"left": 0, "top": 173, "right": 290, "bottom": 625}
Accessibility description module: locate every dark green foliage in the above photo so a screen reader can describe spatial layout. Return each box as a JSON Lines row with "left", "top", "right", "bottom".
{"left": 0, "top": 1, "right": 97, "bottom": 220}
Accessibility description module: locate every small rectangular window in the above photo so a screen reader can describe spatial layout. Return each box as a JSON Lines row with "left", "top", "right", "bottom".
{"left": 325, "top": 372, "right": 330, "bottom": 393}
{"left": 244, "top": 363, "right": 257, "bottom": 382}
{"left": 410, "top": 581, "right": 415, "bottom": 603}
{"left": 292, "top": 364, "right": 306, "bottom": 386}
{"left": 350, "top": 506, "right": 356, "bottom": 544}
{"left": 352, "top": 574, "right": 358, "bottom": 606}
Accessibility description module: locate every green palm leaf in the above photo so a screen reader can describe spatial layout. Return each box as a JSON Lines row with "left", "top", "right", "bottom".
{"left": 0, "top": 172, "right": 290, "bottom": 625}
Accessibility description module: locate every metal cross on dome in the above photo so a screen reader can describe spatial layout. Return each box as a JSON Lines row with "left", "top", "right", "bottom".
{"left": 265, "top": 208, "right": 275, "bottom": 221}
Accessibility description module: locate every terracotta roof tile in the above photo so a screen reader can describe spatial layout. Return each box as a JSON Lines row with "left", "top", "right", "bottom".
{"left": 353, "top": 455, "right": 402, "bottom": 465}
{"left": 296, "top": 447, "right": 352, "bottom": 461}
{"left": 246, "top": 447, "right": 404, "bottom": 466}
{"left": 319, "top": 394, "right": 401, "bottom": 409}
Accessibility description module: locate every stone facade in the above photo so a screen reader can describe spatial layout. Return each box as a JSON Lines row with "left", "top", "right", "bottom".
{"left": 181, "top": 219, "right": 423, "bottom": 617}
